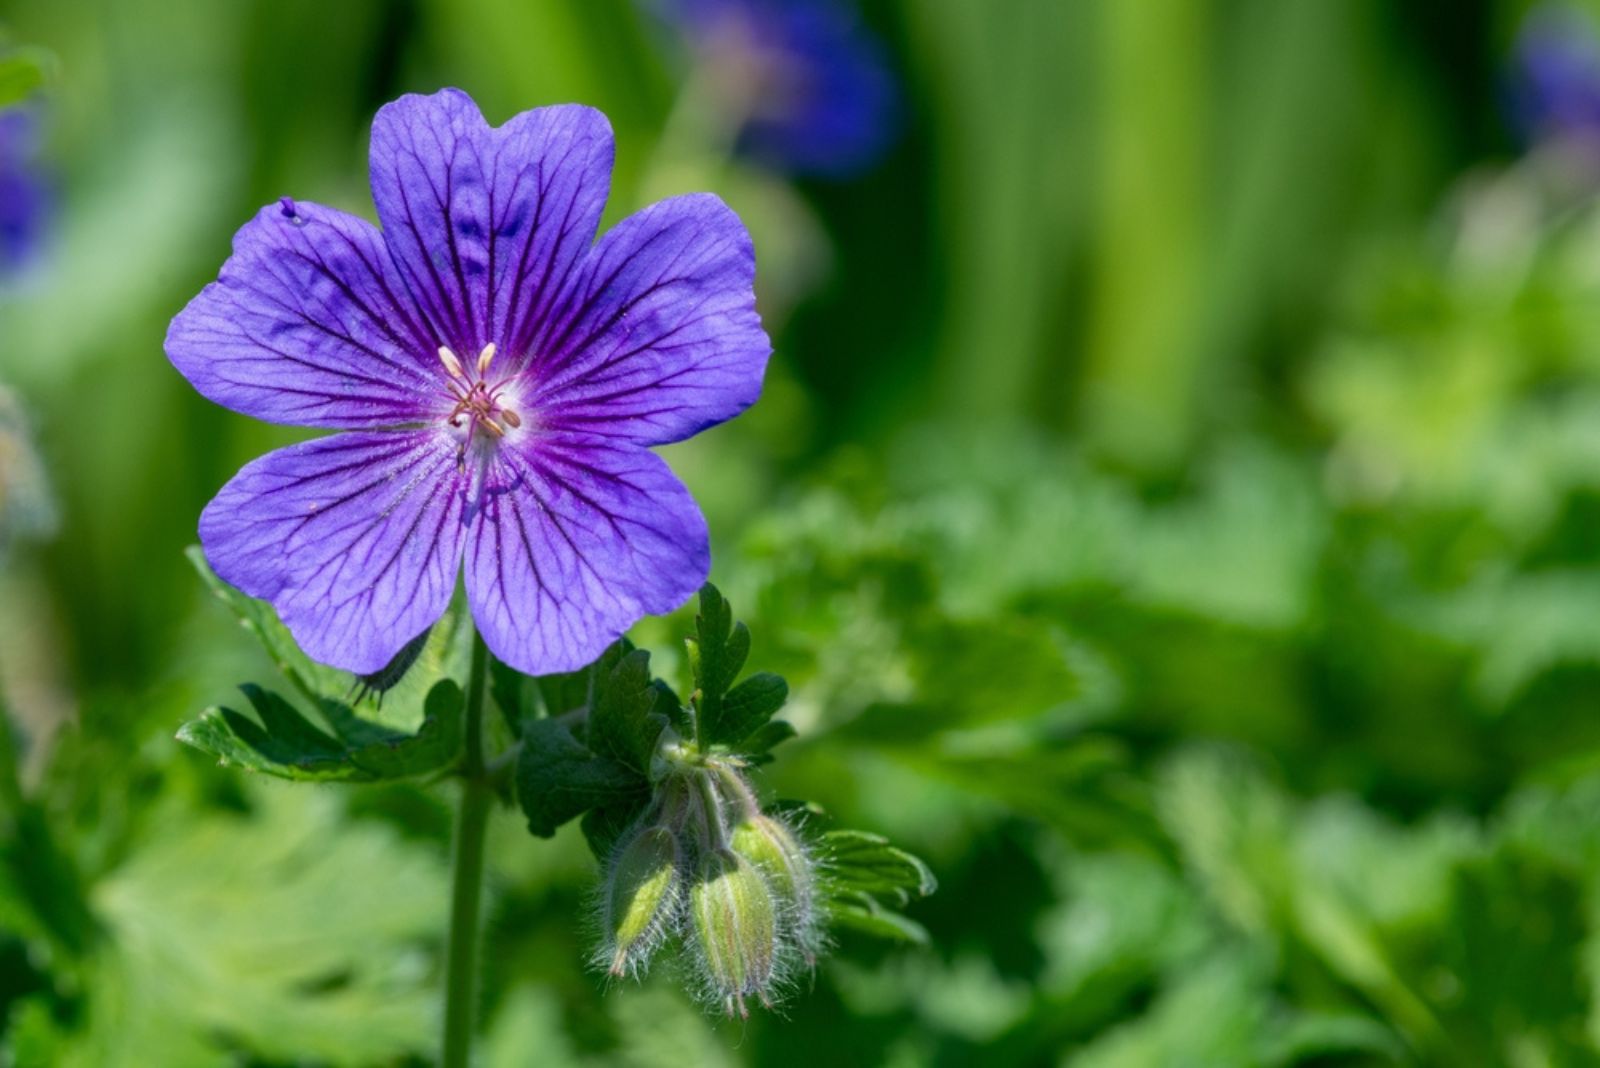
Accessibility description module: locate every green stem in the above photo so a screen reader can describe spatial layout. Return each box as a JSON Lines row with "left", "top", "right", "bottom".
{"left": 442, "top": 629, "right": 492, "bottom": 1068}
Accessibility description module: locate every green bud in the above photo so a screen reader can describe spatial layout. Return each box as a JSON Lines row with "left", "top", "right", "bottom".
{"left": 600, "top": 824, "right": 683, "bottom": 978}
{"left": 690, "top": 849, "right": 778, "bottom": 1016}
{"left": 731, "top": 813, "right": 820, "bottom": 962}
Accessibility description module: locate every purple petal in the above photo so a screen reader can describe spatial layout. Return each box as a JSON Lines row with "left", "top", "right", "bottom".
{"left": 166, "top": 201, "right": 443, "bottom": 429}
{"left": 463, "top": 433, "right": 709, "bottom": 675}
{"left": 368, "top": 89, "right": 613, "bottom": 364}
{"left": 529, "top": 193, "right": 771, "bottom": 446}
{"left": 200, "top": 430, "right": 468, "bottom": 674}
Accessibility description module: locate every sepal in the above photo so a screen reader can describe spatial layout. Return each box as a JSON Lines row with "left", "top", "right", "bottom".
{"left": 598, "top": 822, "right": 685, "bottom": 978}
{"left": 689, "top": 849, "right": 779, "bottom": 1017}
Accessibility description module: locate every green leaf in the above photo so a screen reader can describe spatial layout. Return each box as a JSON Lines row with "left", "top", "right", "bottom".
{"left": 69, "top": 787, "right": 448, "bottom": 1066}
{"left": 515, "top": 717, "right": 645, "bottom": 838}
{"left": 177, "top": 681, "right": 464, "bottom": 783}
{"left": 179, "top": 687, "right": 355, "bottom": 782}
{"left": 739, "top": 719, "right": 797, "bottom": 761}
{"left": 651, "top": 677, "right": 692, "bottom": 736}
{"left": 534, "top": 662, "right": 594, "bottom": 720}
{"left": 0, "top": 702, "right": 96, "bottom": 961}
{"left": 715, "top": 672, "right": 788, "bottom": 749}
{"left": 816, "top": 830, "right": 936, "bottom": 946}
{"left": 187, "top": 548, "right": 468, "bottom": 734}
{"left": 828, "top": 892, "right": 931, "bottom": 945}
{"left": 820, "top": 829, "right": 938, "bottom": 901}
{"left": 342, "top": 680, "right": 464, "bottom": 780}
{"left": 589, "top": 648, "right": 665, "bottom": 775}
{"left": 687, "top": 584, "right": 750, "bottom": 745}
{"left": 188, "top": 548, "right": 348, "bottom": 707}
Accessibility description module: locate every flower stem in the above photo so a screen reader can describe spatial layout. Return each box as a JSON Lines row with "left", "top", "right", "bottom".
{"left": 442, "top": 628, "right": 492, "bottom": 1068}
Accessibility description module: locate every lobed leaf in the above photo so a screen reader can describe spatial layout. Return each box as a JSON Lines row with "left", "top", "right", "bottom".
{"left": 713, "top": 672, "right": 788, "bottom": 750}
{"left": 686, "top": 584, "right": 751, "bottom": 745}
{"left": 739, "top": 719, "right": 797, "bottom": 762}
{"left": 827, "top": 892, "right": 931, "bottom": 945}
{"left": 516, "top": 717, "right": 645, "bottom": 839}
{"left": 820, "top": 829, "right": 938, "bottom": 900}
{"left": 188, "top": 547, "right": 347, "bottom": 709}
{"left": 815, "top": 829, "right": 936, "bottom": 946}
{"left": 177, "top": 680, "right": 464, "bottom": 783}
{"left": 588, "top": 647, "right": 666, "bottom": 775}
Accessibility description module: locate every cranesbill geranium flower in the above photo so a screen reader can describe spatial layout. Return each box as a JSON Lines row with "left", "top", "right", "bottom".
{"left": 0, "top": 105, "right": 49, "bottom": 276}
{"left": 167, "top": 89, "right": 771, "bottom": 676}
{"left": 661, "top": 0, "right": 898, "bottom": 177}
{"left": 1510, "top": 3, "right": 1600, "bottom": 150}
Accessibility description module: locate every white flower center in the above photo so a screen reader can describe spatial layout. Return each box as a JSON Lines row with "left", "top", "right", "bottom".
{"left": 438, "top": 342, "right": 523, "bottom": 467}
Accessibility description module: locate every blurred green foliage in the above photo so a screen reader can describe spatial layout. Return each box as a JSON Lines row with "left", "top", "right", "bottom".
{"left": 5, "top": 0, "right": 1600, "bottom": 1064}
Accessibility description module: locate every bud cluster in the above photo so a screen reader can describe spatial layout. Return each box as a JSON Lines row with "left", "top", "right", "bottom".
{"left": 594, "top": 747, "right": 823, "bottom": 1016}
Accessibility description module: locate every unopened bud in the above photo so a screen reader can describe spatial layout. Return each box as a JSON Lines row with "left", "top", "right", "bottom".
{"left": 732, "top": 813, "right": 820, "bottom": 963}
{"left": 599, "top": 825, "right": 683, "bottom": 978}
{"left": 690, "top": 849, "right": 778, "bottom": 1016}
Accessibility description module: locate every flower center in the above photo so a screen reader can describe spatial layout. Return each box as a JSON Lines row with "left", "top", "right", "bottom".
{"left": 438, "top": 342, "right": 522, "bottom": 467}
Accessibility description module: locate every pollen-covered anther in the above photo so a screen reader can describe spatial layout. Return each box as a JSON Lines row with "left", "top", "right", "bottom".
{"left": 439, "top": 340, "right": 524, "bottom": 458}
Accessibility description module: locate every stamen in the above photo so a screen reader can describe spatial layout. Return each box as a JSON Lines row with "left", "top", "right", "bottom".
{"left": 441, "top": 341, "right": 520, "bottom": 452}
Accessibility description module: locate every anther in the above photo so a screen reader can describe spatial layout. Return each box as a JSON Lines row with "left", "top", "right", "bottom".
{"left": 500, "top": 408, "right": 522, "bottom": 429}
{"left": 476, "top": 342, "right": 497, "bottom": 377}
{"left": 438, "top": 345, "right": 465, "bottom": 380}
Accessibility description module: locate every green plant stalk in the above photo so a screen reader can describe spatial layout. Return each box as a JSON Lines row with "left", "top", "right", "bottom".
{"left": 442, "top": 629, "right": 492, "bottom": 1068}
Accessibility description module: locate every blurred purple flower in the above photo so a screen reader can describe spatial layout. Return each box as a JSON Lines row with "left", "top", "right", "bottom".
{"left": 664, "top": 0, "right": 898, "bottom": 177}
{"left": 167, "top": 89, "right": 770, "bottom": 676}
{"left": 1509, "top": 4, "right": 1600, "bottom": 149}
{"left": 0, "top": 106, "right": 49, "bottom": 276}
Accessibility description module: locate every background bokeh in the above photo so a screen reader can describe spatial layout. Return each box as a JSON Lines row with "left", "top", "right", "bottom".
{"left": 6, "top": 0, "right": 1600, "bottom": 1064}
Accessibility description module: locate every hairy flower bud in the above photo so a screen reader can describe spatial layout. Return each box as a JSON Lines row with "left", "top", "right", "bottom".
{"left": 599, "top": 824, "right": 683, "bottom": 978}
{"left": 690, "top": 848, "right": 778, "bottom": 1016}
{"left": 731, "top": 813, "right": 821, "bottom": 963}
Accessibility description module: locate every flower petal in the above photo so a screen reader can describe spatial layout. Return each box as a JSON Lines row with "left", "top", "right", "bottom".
{"left": 166, "top": 200, "right": 442, "bottom": 429}
{"left": 529, "top": 193, "right": 771, "bottom": 446}
{"left": 200, "top": 430, "right": 469, "bottom": 674}
{"left": 368, "top": 89, "right": 613, "bottom": 362}
{"left": 463, "top": 434, "right": 709, "bottom": 675}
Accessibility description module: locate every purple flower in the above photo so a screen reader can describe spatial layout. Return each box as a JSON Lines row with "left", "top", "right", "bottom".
{"left": 1509, "top": 4, "right": 1600, "bottom": 149}
{"left": 0, "top": 106, "right": 49, "bottom": 276}
{"left": 167, "top": 90, "right": 771, "bottom": 676}
{"left": 664, "top": 0, "right": 898, "bottom": 177}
